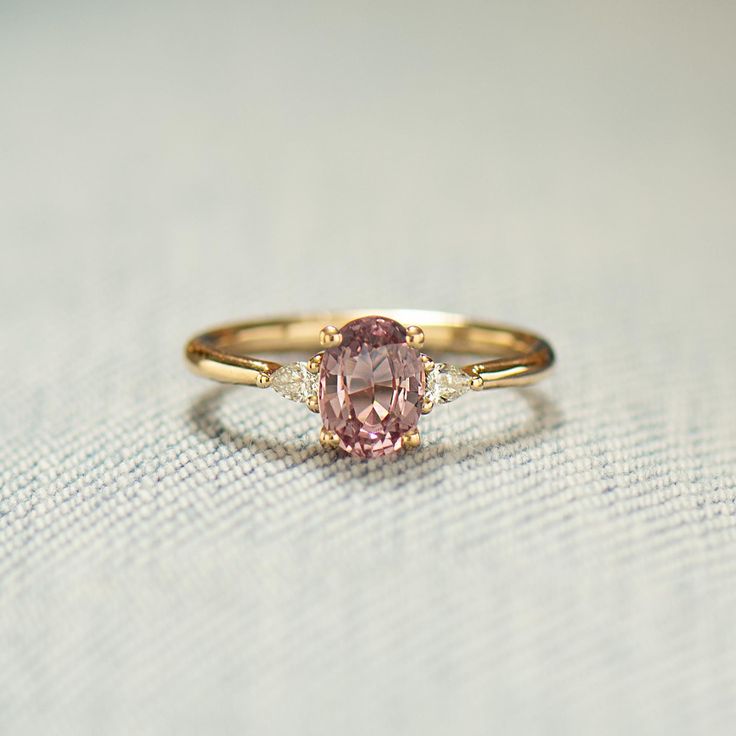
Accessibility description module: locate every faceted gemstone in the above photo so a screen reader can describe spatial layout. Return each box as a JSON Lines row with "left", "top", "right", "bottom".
{"left": 271, "top": 362, "right": 317, "bottom": 404}
{"left": 426, "top": 362, "right": 471, "bottom": 404}
{"left": 318, "top": 316, "right": 425, "bottom": 457}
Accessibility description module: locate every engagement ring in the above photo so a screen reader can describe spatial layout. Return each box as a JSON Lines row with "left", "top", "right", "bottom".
{"left": 185, "top": 311, "right": 555, "bottom": 458}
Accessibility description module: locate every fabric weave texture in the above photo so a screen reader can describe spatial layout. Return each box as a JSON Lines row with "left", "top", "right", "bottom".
{"left": 2, "top": 2, "right": 735, "bottom": 734}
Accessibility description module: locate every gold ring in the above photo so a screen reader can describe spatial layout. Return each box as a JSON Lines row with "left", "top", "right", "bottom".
{"left": 185, "top": 310, "right": 555, "bottom": 458}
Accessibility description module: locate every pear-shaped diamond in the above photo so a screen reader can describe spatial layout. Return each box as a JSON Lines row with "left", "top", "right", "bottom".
{"left": 271, "top": 362, "right": 318, "bottom": 404}
{"left": 426, "top": 363, "right": 471, "bottom": 404}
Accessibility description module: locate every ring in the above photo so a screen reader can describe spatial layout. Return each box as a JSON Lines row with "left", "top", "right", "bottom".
{"left": 185, "top": 310, "right": 555, "bottom": 458}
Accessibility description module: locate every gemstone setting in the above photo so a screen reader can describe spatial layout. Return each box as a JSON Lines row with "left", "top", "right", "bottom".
{"left": 271, "top": 361, "right": 318, "bottom": 404}
{"left": 426, "top": 362, "right": 471, "bottom": 404}
{"left": 318, "top": 316, "right": 425, "bottom": 457}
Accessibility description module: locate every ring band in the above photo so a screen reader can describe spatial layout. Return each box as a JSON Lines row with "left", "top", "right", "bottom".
{"left": 185, "top": 310, "right": 555, "bottom": 458}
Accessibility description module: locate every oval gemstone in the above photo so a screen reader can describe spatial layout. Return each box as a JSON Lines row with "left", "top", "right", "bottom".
{"left": 318, "top": 316, "right": 425, "bottom": 457}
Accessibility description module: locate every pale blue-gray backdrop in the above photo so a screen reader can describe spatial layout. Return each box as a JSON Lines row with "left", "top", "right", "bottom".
{"left": 2, "top": 2, "right": 735, "bottom": 734}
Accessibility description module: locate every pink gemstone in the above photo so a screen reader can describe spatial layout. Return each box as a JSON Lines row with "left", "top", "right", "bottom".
{"left": 318, "top": 316, "right": 425, "bottom": 458}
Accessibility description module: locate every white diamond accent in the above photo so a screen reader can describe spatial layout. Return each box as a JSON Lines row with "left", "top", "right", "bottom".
{"left": 271, "top": 362, "right": 318, "bottom": 404}
{"left": 426, "top": 363, "right": 471, "bottom": 404}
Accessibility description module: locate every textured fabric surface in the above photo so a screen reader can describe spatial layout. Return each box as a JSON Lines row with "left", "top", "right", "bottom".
{"left": 2, "top": 2, "right": 736, "bottom": 734}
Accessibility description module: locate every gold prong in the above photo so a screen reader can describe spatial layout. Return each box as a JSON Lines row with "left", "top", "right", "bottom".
{"left": 307, "top": 394, "right": 320, "bottom": 413}
{"left": 401, "top": 428, "right": 421, "bottom": 450}
{"left": 421, "top": 397, "right": 434, "bottom": 415}
{"left": 469, "top": 373, "right": 484, "bottom": 390}
{"left": 405, "top": 325, "right": 424, "bottom": 349}
{"left": 255, "top": 372, "right": 271, "bottom": 388}
{"left": 420, "top": 354, "right": 435, "bottom": 374}
{"left": 319, "top": 325, "right": 342, "bottom": 347}
{"left": 319, "top": 427, "right": 340, "bottom": 449}
{"left": 307, "top": 352, "right": 323, "bottom": 374}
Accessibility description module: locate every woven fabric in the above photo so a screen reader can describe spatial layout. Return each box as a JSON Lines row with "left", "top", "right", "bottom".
{"left": 2, "top": 2, "right": 736, "bottom": 734}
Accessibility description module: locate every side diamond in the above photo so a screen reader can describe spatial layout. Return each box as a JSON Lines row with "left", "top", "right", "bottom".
{"left": 271, "top": 362, "right": 318, "bottom": 404}
{"left": 426, "top": 363, "right": 471, "bottom": 404}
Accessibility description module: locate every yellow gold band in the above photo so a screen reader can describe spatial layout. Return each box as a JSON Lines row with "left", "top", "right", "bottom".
{"left": 185, "top": 309, "right": 555, "bottom": 391}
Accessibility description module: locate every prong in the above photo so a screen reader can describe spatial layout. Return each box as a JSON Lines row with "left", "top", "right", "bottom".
{"left": 255, "top": 371, "right": 272, "bottom": 388}
{"left": 421, "top": 397, "right": 434, "bottom": 415}
{"left": 401, "top": 428, "right": 421, "bottom": 450}
{"left": 307, "top": 352, "right": 323, "bottom": 374}
{"left": 307, "top": 394, "right": 320, "bottom": 413}
{"left": 405, "top": 325, "right": 424, "bottom": 349}
{"left": 420, "top": 354, "right": 435, "bottom": 374}
{"left": 469, "top": 373, "right": 484, "bottom": 390}
{"left": 319, "top": 325, "right": 342, "bottom": 347}
{"left": 319, "top": 427, "right": 340, "bottom": 449}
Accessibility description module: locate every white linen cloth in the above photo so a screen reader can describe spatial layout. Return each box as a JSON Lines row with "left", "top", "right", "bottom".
{"left": 1, "top": 2, "right": 735, "bottom": 734}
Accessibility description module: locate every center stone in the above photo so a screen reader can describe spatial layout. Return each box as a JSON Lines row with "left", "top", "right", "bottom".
{"left": 318, "top": 316, "right": 425, "bottom": 458}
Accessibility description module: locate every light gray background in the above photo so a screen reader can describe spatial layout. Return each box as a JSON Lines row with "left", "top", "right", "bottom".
{"left": 2, "top": 1, "right": 735, "bottom": 734}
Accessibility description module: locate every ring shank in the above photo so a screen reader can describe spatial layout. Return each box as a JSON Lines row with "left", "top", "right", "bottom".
{"left": 185, "top": 310, "right": 555, "bottom": 390}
